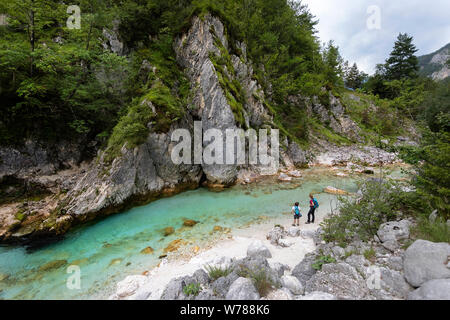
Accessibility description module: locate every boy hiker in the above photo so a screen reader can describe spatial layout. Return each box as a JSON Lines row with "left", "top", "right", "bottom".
{"left": 291, "top": 202, "right": 301, "bottom": 226}
{"left": 306, "top": 194, "right": 319, "bottom": 224}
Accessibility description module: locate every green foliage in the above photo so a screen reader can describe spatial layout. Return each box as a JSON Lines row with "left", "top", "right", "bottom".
{"left": 385, "top": 33, "right": 419, "bottom": 81}
{"left": 104, "top": 80, "right": 184, "bottom": 163}
{"left": 15, "top": 210, "right": 26, "bottom": 222}
{"left": 312, "top": 255, "right": 336, "bottom": 270}
{"left": 0, "top": 0, "right": 128, "bottom": 144}
{"left": 412, "top": 126, "right": 450, "bottom": 218}
{"left": 412, "top": 215, "right": 450, "bottom": 243}
{"left": 322, "top": 40, "right": 344, "bottom": 89}
{"left": 237, "top": 267, "right": 274, "bottom": 297}
{"left": 182, "top": 282, "right": 202, "bottom": 297}
{"left": 363, "top": 248, "right": 376, "bottom": 261}
{"left": 321, "top": 180, "right": 408, "bottom": 244}
{"left": 204, "top": 264, "right": 234, "bottom": 281}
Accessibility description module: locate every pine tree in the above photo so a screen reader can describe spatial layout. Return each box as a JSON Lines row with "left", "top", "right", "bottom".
{"left": 385, "top": 33, "right": 419, "bottom": 80}
{"left": 346, "top": 63, "right": 362, "bottom": 89}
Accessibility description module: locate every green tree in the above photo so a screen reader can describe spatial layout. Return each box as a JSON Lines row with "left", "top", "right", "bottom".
{"left": 346, "top": 62, "right": 364, "bottom": 89}
{"left": 322, "top": 40, "right": 344, "bottom": 89}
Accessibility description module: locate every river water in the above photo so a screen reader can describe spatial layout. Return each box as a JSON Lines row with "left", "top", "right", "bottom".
{"left": 0, "top": 167, "right": 401, "bottom": 299}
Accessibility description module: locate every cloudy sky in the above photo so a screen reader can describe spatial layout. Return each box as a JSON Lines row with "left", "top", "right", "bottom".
{"left": 301, "top": 0, "right": 450, "bottom": 74}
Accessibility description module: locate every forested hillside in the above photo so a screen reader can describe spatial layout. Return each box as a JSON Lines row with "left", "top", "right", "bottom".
{"left": 0, "top": 0, "right": 448, "bottom": 242}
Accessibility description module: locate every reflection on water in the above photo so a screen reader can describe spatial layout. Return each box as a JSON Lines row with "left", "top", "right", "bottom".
{"left": 0, "top": 167, "right": 405, "bottom": 299}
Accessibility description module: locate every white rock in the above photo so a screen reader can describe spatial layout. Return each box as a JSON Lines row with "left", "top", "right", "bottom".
{"left": 281, "top": 275, "right": 304, "bottom": 295}
{"left": 408, "top": 279, "right": 450, "bottom": 300}
{"left": 116, "top": 275, "right": 147, "bottom": 298}
{"left": 226, "top": 277, "right": 260, "bottom": 300}
{"left": 287, "top": 226, "right": 301, "bottom": 237}
{"left": 287, "top": 170, "right": 302, "bottom": 177}
{"left": 404, "top": 240, "right": 450, "bottom": 287}
{"left": 278, "top": 238, "right": 294, "bottom": 248}
{"left": 278, "top": 173, "right": 292, "bottom": 182}
{"left": 377, "top": 220, "right": 411, "bottom": 243}
{"left": 264, "top": 288, "right": 293, "bottom": 300}
{"left": 247, "top": 240, "right": 272, "bottom": 258}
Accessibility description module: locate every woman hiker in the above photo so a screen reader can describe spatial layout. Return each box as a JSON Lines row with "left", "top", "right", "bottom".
{"left": 306, "top": 193, "right": 319, "bottom": 224}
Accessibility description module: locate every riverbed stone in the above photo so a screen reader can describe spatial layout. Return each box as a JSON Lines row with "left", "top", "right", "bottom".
{"left": 247, "top": 240, "right": 272, "bottom": 258}
{"left": 281, "top": 275, "right": 304, "bottom": 295}
{"left": 163, "top": 227, "right": 175, "bottom": 236}
{"left": 287, "top": 226, "right": 301, "bottom": 237}
{"left": 408, "top": 279, "right": 450, "bottom": 300}
{"left": 266, "top": 226, "right": 287, "bottom": 246}
{"left": 116, "top": 275, "right": 147, "bottom": 298}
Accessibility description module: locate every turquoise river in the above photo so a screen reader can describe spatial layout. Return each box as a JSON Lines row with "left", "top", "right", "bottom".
{"left": 0, "top": 167, "right": 404, "bottom": 299}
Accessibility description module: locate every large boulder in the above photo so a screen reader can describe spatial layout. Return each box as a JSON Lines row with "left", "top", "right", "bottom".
{"left": 408, "top": 279, "right": 450, "bottom": 300}
{"left": 404, "top": 240, "right": 450, "bottom": 287}
{"left": 226, "top": 277, "right": 260, "bottom": 300}
{"left": 304, "top": 262, "right": 368, "bottom": 299}
{"left": 281, "top": 275, "right": 304, "bottom": 295}
{"left": 247, "top": 240, "right": 272, "bottom": 258}
{"left": 266, "top": 226, "right": 287, "bottom": 246}
{"left": 291, "top": 253, "right": 317, "bottom": 287}
{"left": 116, "top": 275, "right": 148, "bottom": 299}
{"left": 377, "top": 220, "right": 411, "bottom": 243}
{"left": 377, "top": 267, "right": 413, "bottom": 299}
{"left": 210, "top": 271, "right": 240, "bottom": 298}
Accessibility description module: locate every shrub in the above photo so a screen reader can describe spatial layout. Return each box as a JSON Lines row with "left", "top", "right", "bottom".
{"left": 237, "top": 267, "right": 274, "bottom": 296}
{"left": 204, "top": 265, "right": 234, "bottom": 281}
{"left": 321, "top": 180, "right": 408, "bottom": 244}
{"left": 363, "top": 248, "right": 376, "bottom": 262}
{"left": 312, "top": 255, "right": 336, "bottom": 270}
{"left": 411, "top": 216, "right": 450, "bottom": 243}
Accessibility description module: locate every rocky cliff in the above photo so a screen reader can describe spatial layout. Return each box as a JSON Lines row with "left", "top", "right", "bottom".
{"left": 418, "top": 43, "right": 450, "bottom": 81}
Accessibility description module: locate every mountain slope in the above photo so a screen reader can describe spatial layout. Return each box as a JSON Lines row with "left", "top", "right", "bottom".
{"left": 418, "top": 43, "right": 450, "bottom": 80}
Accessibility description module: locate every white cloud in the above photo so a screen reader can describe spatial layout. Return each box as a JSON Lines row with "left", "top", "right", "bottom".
{"left": 301, "top": 0, "right": 450, "bottom": 74}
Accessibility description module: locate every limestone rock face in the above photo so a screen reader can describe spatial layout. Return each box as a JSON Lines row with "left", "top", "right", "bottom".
{"left": 65, "top": 127, "right": 203, "bottom": 218}
{"left": 403, "top": 240, "right": 450, "bottom": 287}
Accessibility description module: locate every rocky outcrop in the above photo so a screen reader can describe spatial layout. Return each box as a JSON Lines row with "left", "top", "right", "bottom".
{"left": 226, "top": 277, "right": 260, "bottom": 300}
{"left": 408, "top": 279, "right": 450, "bottom": 300}
{"left": 0, "top": 14, "right": 404, "bottom": 243}
{"left": 247, "top": 240, "right": 272, "bottom": 258}
{"left": 403, "top": 240, "right": 450, "bottom": 288}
